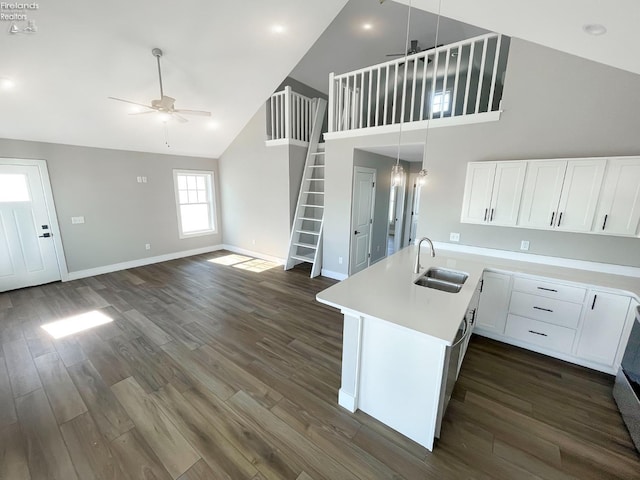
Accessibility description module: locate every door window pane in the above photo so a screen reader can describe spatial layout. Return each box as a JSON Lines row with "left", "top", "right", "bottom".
{"left": 0, "top": 174, "right": 30, "bottom": 202}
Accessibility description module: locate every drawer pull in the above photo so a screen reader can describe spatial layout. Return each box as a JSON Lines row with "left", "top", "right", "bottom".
{"left": 528, "top": 330, "right": 548, "bottom": 337}
{"left": 533, "top": 306, "right": 554, "bottom": 313}
{"left": 537, "top": 287, "right": 558, "bottom": 293}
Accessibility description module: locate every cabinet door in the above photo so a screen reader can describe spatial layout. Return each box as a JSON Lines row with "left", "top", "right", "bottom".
{"left": 476, "top": 272, "right": 511, "bottom": 334}
{"left": 594, "top": 158, "right": 640, "bottom": 236}
{"left": 518, "top": 160, "right": 566, "bottom": 229}
{"left": 555, "top": 159, "right": 606, "bottom": 232}
{"left": 489, "top": 161, "right": 527, "bottom": 226}
{"left": 460, "top": 162, "right": 496, "bottom": 224}
{"left": 576, "top": 291, "right": 631, "bottom": 366}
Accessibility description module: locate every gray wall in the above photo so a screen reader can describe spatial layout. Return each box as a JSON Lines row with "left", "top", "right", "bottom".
{"left": 323, "top": 38, "right": 640, "bottom": 277}
{"left": 219, "top": 103, "right": 294, "bottom": 260}
{"left": 0, "top": 138, "right": 220, "bottom": 273}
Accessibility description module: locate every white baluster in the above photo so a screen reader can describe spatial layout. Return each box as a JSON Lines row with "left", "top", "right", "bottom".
{"left": 475, "top": 38, "right": 488, "bottom": 114}
{"left": 463, "top": 41, "right": 475, "bottom": 116}
{"left": 488, "top": 35, "right": 502, "bottom": 112}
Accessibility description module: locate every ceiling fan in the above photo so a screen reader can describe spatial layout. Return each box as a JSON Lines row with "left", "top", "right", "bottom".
{"left": 386, "top": 40, "right": 444, "bottom": 61}
{"left": 108, "top": 48, "right": 211, "bottom": 123}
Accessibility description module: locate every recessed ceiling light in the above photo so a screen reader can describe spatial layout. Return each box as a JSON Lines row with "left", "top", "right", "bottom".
{"left": 583, "top": 23, "right": 607, "bottom": 36}
{"left": 271, "top": 24, "right": 285, "bottom": 34}
{"left": 363, "top": 23, "right": 373, "bottom": 30}
{"left": 0, "top": 77, "right": 15, "bottom": 90}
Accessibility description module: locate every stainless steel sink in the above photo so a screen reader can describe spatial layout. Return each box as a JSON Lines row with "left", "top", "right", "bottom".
{"left": 414, "top": 268, "right": 468, "bottom": 293}
{"left": 424, "top": 267, "right": 469, "bottom": 284}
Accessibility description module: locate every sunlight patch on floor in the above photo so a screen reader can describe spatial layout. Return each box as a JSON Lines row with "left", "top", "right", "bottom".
{"left": 232, "top": 258, "right": 279, "bottom": 273}
{"left": 207, "top": 254, "right": 253, "bottom": 266}
{"left": 41, "top": 310, "right": 113, "bottom": 339}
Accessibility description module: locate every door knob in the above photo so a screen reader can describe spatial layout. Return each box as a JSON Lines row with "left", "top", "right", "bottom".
{"left": 354, "top": 230, "right": 361, "bottom": 235}
{"left": 38, "top": 233, "right": 51, "bottom": 238}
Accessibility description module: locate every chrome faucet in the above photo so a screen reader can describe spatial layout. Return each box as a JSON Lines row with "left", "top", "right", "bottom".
{"left": 414, "top": 237, "right": 435, "bottom": 274}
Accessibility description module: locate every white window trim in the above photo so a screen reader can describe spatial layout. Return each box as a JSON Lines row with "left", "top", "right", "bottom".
{"left": 432, "top": 89, "right": 452, "bottom": 115}
{"left": 173, "top": 169, "right": 218, "bottom": 239}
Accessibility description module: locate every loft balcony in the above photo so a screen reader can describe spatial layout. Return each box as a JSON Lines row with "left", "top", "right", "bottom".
{"left": 325, "top": 33, "right": 510, "bottom": 139}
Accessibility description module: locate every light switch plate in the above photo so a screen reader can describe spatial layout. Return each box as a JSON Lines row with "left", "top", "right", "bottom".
{"left": 450, "top": 232, "right": 460, "bottom": 242}
{"left": 71, "top": 216, "right": 85, "bottom": 224}
{"left": 520, "top": 240, "right": 530, "bottom": 251}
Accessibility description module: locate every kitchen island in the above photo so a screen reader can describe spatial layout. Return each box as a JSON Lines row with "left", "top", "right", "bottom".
{"left": 316, "top": 245, "right": 485, "bottom": 450}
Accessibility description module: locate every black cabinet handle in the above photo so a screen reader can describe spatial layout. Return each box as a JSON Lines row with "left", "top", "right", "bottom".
{"left": 490, "top": 208, "right": 495, "bottom": 221}
{"left": 528, "top": 330, "right": 548, "bottom": 337}
{"left": 602, "top": 214, "right": 608, "bottom": 231}
{"left": 550, "top": 212, "right": 555, "bottom": 227}
{"left": 591, "top": 295, "right": 597, "bottom": 310}
{"left": 484, "top": 208, "right": 488, "bottom": 221}
{"left": 533, "top": 306, "right": 553, "bottom": 313}
{"left": 557, "top": 212, "right": 563, "bottom": 226}
{"left": 537, "top": 287, "right": 558, "bottom": 293}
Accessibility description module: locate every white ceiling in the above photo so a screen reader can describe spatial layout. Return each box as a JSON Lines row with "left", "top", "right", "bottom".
{"left": 0, "top": 0, "right": 348, "bottom": 158}
{"left": 1, "top": 0, "right": 638, "bottom": 160}
{"left": 394, "top": 0, "right": 640, "bottom": 76}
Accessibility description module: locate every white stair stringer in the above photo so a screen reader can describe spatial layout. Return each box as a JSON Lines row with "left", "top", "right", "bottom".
{"left": 285, "top": 97, "right": 327, "bottom": 278}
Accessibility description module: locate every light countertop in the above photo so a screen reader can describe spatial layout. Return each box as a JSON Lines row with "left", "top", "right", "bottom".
{"left": 316, "top": 246, "right": 640, "bottom": 346}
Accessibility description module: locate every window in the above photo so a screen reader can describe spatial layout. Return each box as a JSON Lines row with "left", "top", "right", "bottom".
{"left": 432, "top": 90, "right": 451, "bottom": 115}
{"left": 173, "top": 170, "right": 217, "bottom": 238}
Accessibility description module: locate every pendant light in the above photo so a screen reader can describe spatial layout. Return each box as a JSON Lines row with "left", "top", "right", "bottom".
{"left": 390, "top": 0, "right": 414, "bottom": 188}
{"left": 419, "top": 0, "right": 443, "bottom": 189}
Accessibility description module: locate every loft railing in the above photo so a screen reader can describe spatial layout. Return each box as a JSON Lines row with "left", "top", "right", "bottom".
{"left": 328, "top": 33, "right": 509, "bottom": 133}
{"left": 268, "top": 86, "right": 316, "bottom": 143}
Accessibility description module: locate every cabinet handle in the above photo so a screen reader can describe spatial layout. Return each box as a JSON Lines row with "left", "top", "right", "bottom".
{"left": 528, "top": 330, "right": 548, "bottom": 337}
{"left": 557, "top": 212, "right": 563, "bottom": 227}
{"left": 490, "top": 208, "right": 495, "bottom": 221}
{"left": 533, "top": 306, "right": 553, "bottom": 313}
{"left": 591, "top": 294, "right": 597, "bottom": 310}
{"left": 602, "top": 214, "right": 608, "bottom": 231}
{"left": 537, "top": 287, "right": 558, "bottom": 293}
{"left": 484, "top": 208, "right": 488, "bottom": 221}
{"left": 550, "top": 212, "right": 555, "bottom": 227}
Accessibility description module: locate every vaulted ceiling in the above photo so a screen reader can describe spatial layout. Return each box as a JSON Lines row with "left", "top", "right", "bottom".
{"left": 0, "top": 0, "right": 637, "bottom": 159}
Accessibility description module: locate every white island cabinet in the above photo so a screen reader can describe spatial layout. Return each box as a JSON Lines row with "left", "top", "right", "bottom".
{"left": 317, "top": 247, "right": 485, "bottom": 451}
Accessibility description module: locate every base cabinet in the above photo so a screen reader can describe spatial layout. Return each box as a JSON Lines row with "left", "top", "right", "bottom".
{"left": 475, "top": 271, "right": 635, "bottom": 374}
{"left": 475, "top": 272, "right": 511, "bottom": 334}
{"left": 576, "top": 291, "right": 631, "bottom": 366}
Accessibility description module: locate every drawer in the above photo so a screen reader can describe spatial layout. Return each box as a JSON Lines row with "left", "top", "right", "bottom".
{"left": 505, "top": 314, "right": 576, "bottom": 354}
{"left": 509, "top": 291, "right": 583, "bottom": 329}
{"left": 512, "top": 276, "right": 586, "bottom": 304}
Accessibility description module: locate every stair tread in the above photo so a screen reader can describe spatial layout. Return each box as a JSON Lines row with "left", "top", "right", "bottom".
{"left": 299, "top": 217, "right": 322, "bottom": 221}
{"left": 291, "top": 253, "right": 315, "bottom": 262}
{"left": 294, "top": 242, "right": 318, "bottom": 249}
{"left": 304, "top": 191, "right": 325, "bottom": 195}
{"left": 296, "top": 229, "right": 320, "bottom": 235}
{"left": 308, "top": 165, "right": 325, "bottom": 168}
{"left": 301, "top": 204, "right": 324, "bottom": 208}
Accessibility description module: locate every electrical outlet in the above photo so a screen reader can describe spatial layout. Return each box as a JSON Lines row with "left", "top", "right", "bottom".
{"left": 71, "top": 216, "right": 85, "bottom": 224}
{"left": 145, "top": 243, "right": 151, "bottom": 250}
{"left": 136, "top": 176, "right": 143, "bottom": 183}
{"left": 520, "top": 240, "right": 530, "bottom": 251}
{"left": 338, "top": 256, "right": 343, "bottom": 265}
{"left": 450, "top": 232, "right": 460, "bottom": 242}
{"left": 142, "top": 176, "right": 147, "bottom": 183}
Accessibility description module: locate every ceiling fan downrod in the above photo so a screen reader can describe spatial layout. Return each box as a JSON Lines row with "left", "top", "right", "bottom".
{"left": 152, "top": 48, "right": 164, "bottom": 99}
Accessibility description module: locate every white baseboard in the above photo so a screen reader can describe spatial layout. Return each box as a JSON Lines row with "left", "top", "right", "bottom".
{"left": 321, "top": 269, "right": 348, "bottom": 281}
{"left": 338, "top": 389, "right": 357, "bottom": 412}
{"left": 66, "top": 245, "right": 224, "bottom": 281}
{"left": 432, "top": 241, "right": 640, "bottom": 278}
{"left": 221, "top": 244, "right": 285, "bottom": 265}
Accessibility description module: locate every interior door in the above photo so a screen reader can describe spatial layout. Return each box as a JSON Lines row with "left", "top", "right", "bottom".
{"left": 0, "top": 163, "right": 61, "bottom": 291}
{"left": 350, "top": 167, "right": 376, "bottom": 275}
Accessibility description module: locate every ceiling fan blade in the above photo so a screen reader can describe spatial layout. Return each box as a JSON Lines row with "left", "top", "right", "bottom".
{"left": 108, "top": 97, "right": 154, "bottom": 109}
{"left": 386, "top": 53, "right": 404, "bottom": 57}
{"left": 128, "top": 111, "right": 156, "bottom": 116}
{"left": 173, "top": 109, "right": 211, "bottom": 117}
{"left": 172, "top": 113, "right": 189, "bottom": 123}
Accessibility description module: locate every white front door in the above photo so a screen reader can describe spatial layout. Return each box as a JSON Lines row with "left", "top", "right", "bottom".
{"left": 0, "top": 162, "right": 62, "bottom": 291}
{"left": 350, "top": 167, "right": 376, "bottom": 275}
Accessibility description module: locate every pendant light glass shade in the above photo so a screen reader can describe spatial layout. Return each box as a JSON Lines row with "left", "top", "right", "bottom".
{"left": 391, "top": 163, "right": 405, "bottom": 187}
{"left": 417, "top": 168, "right": 428, "bottom": 187}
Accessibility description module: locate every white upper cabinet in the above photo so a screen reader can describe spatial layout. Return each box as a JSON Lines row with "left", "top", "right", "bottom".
{"left": 555, "top": 159, "right": 606, "bottom": 232}
{"left": 517, "top": 160, "right": 567, "bottom": 229}
{"left": 461, "top": 161, "right": 526, "bottom": 226}
{"left": 593, "top": 158, "right": 640, "bottom": 236}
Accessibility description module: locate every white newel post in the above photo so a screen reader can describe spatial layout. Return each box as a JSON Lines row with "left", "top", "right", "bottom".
{"left": 284, "top": 85, "right": 292, "bottom": 140}
{"left": 328, "top": 72, "right": 335, "bottom": 133}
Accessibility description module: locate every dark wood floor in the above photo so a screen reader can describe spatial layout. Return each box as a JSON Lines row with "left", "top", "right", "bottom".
{"left": 1, "top": 251, "right": 638, "bottom": 479}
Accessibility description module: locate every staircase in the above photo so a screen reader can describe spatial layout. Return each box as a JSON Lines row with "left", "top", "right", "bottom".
{"left": 285, "top": 98, "right": 327, "bottom": 278}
